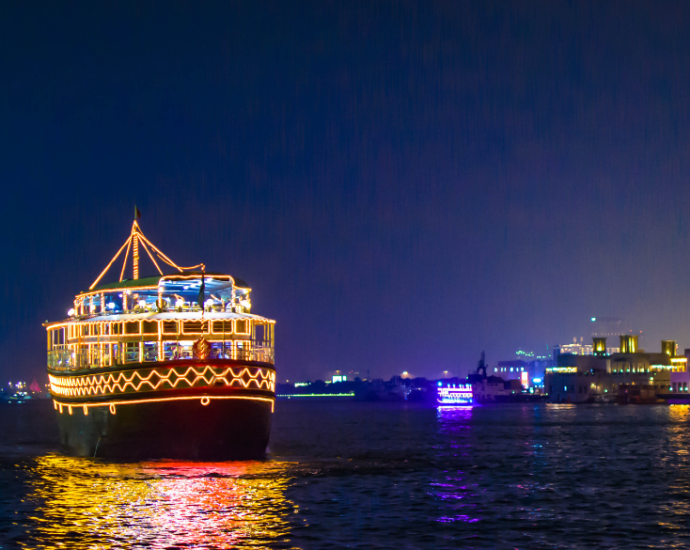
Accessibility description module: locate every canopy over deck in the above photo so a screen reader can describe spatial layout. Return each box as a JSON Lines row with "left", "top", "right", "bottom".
{"left": 89, "top": 273, "right": 250, "bottom": 294}
{"left": 65, "top": 215, "right": 259, "bottom": 320}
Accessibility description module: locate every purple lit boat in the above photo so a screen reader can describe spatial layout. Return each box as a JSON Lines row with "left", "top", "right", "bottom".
{"left": 437, "top": 383, "right": 473, "bottom": 406}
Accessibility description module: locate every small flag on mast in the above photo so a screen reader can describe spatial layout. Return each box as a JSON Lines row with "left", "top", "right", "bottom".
{"left": 134, "top": 206, "right": 141, "bottom": 220}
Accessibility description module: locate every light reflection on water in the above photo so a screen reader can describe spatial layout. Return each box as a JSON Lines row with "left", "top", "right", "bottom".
{"left": 432, "top": 405, "right": 480, "bottom": 524}
{"left": 8, "top": 401, "right": 690, "bottom": 548}
{"left": 22, "top": 455, "right": 295, "bottom": 549}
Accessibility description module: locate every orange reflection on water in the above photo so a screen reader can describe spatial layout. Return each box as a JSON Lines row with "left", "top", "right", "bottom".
{"left": 23, "top": 454, "right": 296, "bottom": 549}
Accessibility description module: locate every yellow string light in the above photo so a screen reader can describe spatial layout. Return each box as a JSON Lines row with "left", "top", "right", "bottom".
{"left": 53, "top": 394, "right": 275, "bottom": 415}
{"left": 138, "top": 235, "right": 164, "bottom": 276}
{"left": 119, "top": 236, "right": 132, "bottom": 282}
{"left": 89, "top": 236, "right": 132, "bottom": 290}
{"left": 49, "top": 365, "right": 276, "bottom": 398}
{"left": 133, "top": 233, "right": 139, "bottom": 280}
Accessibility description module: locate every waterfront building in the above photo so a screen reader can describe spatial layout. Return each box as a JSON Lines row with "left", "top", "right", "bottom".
{"left": 669, "top": 348, "right": 690, "bottom": 401}
{"left": 493, "top": 360, "right": 546, "bottom": 389}
{"left": 553, "top": 336, "right": 619, "bottom": 357}
{"left": 545, "top": 336, "right": 685, "bottom": 403}
{"left": 516, "top": 348, "right": 551, "bottom": 361}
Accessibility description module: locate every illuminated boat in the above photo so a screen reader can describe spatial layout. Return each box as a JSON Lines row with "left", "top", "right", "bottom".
{"left": 44, "top": 216, "right": 276, "bottom": 459}
{"left": 437, "top": 383, "right": 473, "bottom": 406}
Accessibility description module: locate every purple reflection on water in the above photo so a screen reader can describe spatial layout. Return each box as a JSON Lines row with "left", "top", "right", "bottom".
{"left": 436, "top": 404, "right": 473, "bottom": 424}
{"left": 431, "top": 405, "right": 482, "bottom": 524}
{"left": 438, "top": 515, "right": 481, "bottom": 523}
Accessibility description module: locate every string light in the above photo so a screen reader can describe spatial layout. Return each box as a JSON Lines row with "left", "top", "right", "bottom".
{"left": 119, "top": 236, "right": 132, "bottom": 282}
{"left": 53, "top": 394, "right": 275, "bottom": 414}
{"left": 89, "top": 236, "right": 132, "bottom": 290}
{"left": 49, "top": 365, "right": 275, "bottom": 398}
{"left": 137, "top": 234, "right": 164, "bottom": 276}
{"left": 133, "top": 231, "right": 139, "bottom": 280}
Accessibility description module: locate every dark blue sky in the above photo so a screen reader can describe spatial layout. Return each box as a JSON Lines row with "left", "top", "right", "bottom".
{"left": 2, "top": 1, "right": 690, "bottom": 382}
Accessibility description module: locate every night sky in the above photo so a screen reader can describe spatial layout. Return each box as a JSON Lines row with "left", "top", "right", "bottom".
{"left": 3, "top": 1, "right": 690, "bottom": 383}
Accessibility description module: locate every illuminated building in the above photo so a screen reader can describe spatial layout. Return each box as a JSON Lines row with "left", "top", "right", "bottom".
{"left": 44, "top": 216, "right": 276, "bottom": 459}
{"left": 545, "top": 336, "right": 684, "bottom": 404}
{"left": 554, "top": 336, "right": 619, "bottom": 357}
{"left": 492, "top": 360, "right": 547, "bottom": 390}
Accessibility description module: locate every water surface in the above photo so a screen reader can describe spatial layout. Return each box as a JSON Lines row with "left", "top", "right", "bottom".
{"left": 2, "top": 400, "right": 690, "bottom": 548}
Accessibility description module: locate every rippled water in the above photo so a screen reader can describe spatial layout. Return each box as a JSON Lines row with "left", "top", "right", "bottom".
{"left": 2, "top": 401, "right": 690, "bottom": 548}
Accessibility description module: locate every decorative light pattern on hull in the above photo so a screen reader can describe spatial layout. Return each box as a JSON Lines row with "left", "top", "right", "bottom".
{"left": 53, "top": 394, "right": 275, "bottom": 415}
{"left": 49, "top": 365, "right": 275, "bottom": 398}
{"left": 438, "top": 384, "right": 473, "bottom": 406}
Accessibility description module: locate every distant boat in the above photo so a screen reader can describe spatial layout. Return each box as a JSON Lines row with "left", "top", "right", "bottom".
{"left": 44, "top": 215, "right": 276, "bottom": 459}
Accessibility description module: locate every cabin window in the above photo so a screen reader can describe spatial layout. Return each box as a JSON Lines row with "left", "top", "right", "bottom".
{"left": 102, "top": 323, "right": 110, "bottom": 335}
{"left": 92, "top": 324, "right": 100, "bottom": 336}
{"left": 111, "top": 322, "right": 122, "bottom": 335}
{"left": 143, "top": 342, "right": 158, "bottom": 361}
{"left": 125, "top": 342, "right": 140, "bottom": 363}
{"left": 212, "top": 320, "right": 233, "bottom": 334}
{"left": 162, "top": 342, "right": 179, "bottom": 360}
{"left": 235, "top": 320, "right": 249, "bottom": 334}
{"left": 183, "top": 321, "right": 203, "bottom": 334}
{"left": 125, "top": 321, "right": 141, "bottom": 335}
{"left": 236, "top": 340, "right": 250, "bottom": 359}
{"left": 111, "top": 343, "right": 121, "bottom": 364}
{"left": 50, "top": 328, "right": 65, "bottom": 347}
{"left": 142, "top": 321, "right": 158, "bottom": 335}
{"left": 163, "top": 321, "right": 178, "bottom": 335}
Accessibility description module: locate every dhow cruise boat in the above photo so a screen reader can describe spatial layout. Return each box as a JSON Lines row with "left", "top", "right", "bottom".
{"left": 44, "top": 215, "right": 276, "bottom": 459}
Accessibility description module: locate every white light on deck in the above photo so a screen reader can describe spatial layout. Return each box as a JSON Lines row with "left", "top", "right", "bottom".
{"left": 67, "top": 308, "right": 75, "bottom": 316}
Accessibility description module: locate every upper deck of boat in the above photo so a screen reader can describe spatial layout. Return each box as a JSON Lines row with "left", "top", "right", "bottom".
{"left": 45, "top": 217, "right": 275, "bottom": 370}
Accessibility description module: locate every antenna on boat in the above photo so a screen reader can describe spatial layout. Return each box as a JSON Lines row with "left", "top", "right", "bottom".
{"left": 88, "top": 210, "right": 206, "bottom": 290}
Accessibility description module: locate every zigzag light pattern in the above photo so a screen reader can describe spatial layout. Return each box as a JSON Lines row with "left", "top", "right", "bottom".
{"left": 49, "top": 365, "right": 276, "bottom": 398}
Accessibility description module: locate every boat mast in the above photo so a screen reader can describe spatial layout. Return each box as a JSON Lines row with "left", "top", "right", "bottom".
{"left": 132, "top": 206, "right": 141, "bottom": 280}
{"left": 87, "top": 210, "right": 202, "bottom": 291}
{"left": 132, "top": 223, "right": 139, "bottom": 280}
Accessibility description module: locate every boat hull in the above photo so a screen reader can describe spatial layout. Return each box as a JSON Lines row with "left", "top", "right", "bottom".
{"left": 49, "top": 359, "right": 275, "bottom": 460}
{"left": 54, "top": 396, "right": 272, "bottom": 459}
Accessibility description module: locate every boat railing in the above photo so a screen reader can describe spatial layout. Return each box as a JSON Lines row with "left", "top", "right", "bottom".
{"left": 47, "top": 341, "right": 274, "bottom": 371}
{"left": 74, "top": 303, "right": 249, "bottom": 319}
